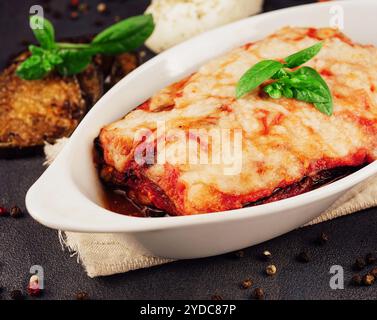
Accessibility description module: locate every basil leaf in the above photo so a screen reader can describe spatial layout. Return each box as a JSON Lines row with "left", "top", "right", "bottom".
{"left": 30, "top": 15, "right": 55, "bottom": 50}
{"left": 264, "top": 82, "right": 285, "bottom": 99}
{"left": 293, "top": 86, "right": 330, "bottom": 104}
{"left": 29, "top": 44, "right": 44, "bottom": 55}
{"left": 284, "top": 42, "right": 323, "bottom": 68}
{"left": 235, "top": 41, "right": 332, "bottom": 115}
{"left": 271, "top": 68, "right": 288, "bottom": 80}
{"left": 313, "top": 102, "right": 333, "bottom": 116}
{"left": 236, "top": 60, "right": 283, "bottom": 99}
{"left": 19, "top": 14, "right": 154, "bottom": 80}
{"left": 280, "top": 76, "right": 330, "bottom": 103}
{"left": 266, "top": 87, "right": 282, "bottom": 99}
{"left": 46, "top": 50, "right": 64, "bottom": 65}
{"left": 56, "top": 49, "right": 92, "bottom": 76}
{"left": 16, "top": 55, "right": 49, "bottom": 80}
{"left": 91, "top": 14, "right": 155, "bottom": 55}
{"left": 30, "top": 45, "right": 63, "bottom": 65}
{"left": 282, "top": 86, "right": 294, "bottom": 99}
{"left": 294, "top": 67, "right": 332, "bottom": 97}
{"left": 292, "top": 66, "right": 333, "bottom": 115}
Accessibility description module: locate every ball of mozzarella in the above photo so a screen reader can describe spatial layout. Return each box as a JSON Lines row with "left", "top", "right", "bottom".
{"left": 145, "top": 0, "right": 264, "bottom": 53}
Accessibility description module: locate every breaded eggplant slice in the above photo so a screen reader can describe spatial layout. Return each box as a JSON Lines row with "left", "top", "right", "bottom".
{"left": 77, "top": 62, "right": 103, "bottom": 107}
{"left": 0, "top": 49, "right": 137, "bottom": 151}
{"left": 108, "top": 52, "right": 139, "bottom": 88}
{"left": 0, "top": 53, "right": 102, "bottom": 149}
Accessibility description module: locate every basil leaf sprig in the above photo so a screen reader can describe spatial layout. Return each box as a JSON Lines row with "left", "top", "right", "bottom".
{"left": 236, "top": 42, "right": 333, "bottom": 116}
{"left": 16, "top": 14, "right": 154, "bottom": 80}
{"left": 236, "top": 60, "right": 283, "bottom": 100}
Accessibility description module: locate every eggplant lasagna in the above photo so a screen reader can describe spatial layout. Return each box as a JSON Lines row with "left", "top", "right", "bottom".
{"left": 95, "top": 27, "right": 377, "bottom": 216}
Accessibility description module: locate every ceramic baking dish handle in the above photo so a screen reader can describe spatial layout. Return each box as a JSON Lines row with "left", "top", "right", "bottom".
{"left": 25, "top": 156, "right": 138, "bottom": 233}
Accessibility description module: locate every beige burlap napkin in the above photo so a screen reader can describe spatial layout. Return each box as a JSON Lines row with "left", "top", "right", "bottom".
{"left": 45, "top": 139, "right": 377, "bottom": 278}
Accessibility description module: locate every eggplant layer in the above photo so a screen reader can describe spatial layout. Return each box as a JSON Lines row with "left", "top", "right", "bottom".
{"left": 243, "top": 165, "right": 366, "bottom": 208}
{"left": 94, "top": 137, "right": 366, "bottom": 217}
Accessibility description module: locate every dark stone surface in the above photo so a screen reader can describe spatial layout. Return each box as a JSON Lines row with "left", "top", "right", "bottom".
{"left": 1, "top": 0, "right": 377, "bottom": 300}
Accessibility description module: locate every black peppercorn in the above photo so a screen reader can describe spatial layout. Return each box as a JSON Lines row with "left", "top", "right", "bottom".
{"left": 353, "top": 258, "right": 366, "bottom": 271}
{"left": 317, "top": 232, "right": 329, "bottom": 245}
{"left": 297, "top": 251, "right": 310, "bottom": 263}
{"left": 52, "top": 11, "right": 63, "bottom": 19}
{"left": 365, "top": 253, "right": 376, "bottom": 265}
{"left": 252, "top": 288, "right": 264, "bottom": 300}
{"left": 240, "top": 278, "right": 253, "bottom": 289}
{"left": 351, "top": 274, "right": 362, "bottom": 286}
{"left": 10, "top": 206, "right": 23, "bottom": 218}
{"left": 10, "top": 290, "right": 25, "bottom": 300}
{"left": 76, "top": 291, "right": 89, "bottom": 300}
{"left": 94, "top": 19, "right": 105, "bottom": 27}
{"left": 362, "top": 274, "right": 375, "bottom": 286}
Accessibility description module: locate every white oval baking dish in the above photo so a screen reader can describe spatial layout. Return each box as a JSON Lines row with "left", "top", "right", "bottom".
{"left": 26, "top": 0, "right": 377, "bottom": 259}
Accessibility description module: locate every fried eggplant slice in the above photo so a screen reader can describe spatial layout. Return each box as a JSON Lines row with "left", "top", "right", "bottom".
{"left": 0, "top": 49, "right": 138, "bottom": 152}
{"left": 0, "top": 53, "right": 102, "bottom": 150}
{"left": 108, "top": 52, "right": 139, "bottom": 88}
{"left": 77, "top": 62, "right": 103, "bottom": 107}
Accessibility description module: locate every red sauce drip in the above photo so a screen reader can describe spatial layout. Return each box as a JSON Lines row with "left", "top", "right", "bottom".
{"left": 258, "top": 110, "right": 284, "bottom": 135}
{"left": 335, "top": 34, "right": 354, "bottom": 47}
{"left": 219, "top": 104, "right": 233, "bottom": 112}
{"left": 307, "top": 28, "right": 319, "bottom": 39}
{"left": 137, "top": 99, "right": 151, "bottom": 111}
{"left": 320, "top": 69, "right": 333, "bottom": 77}
{"left": 152, "top": 104, "right": 175, "bottom": 112}
{"left": 102, "top": 190, "right": 145, "bottom": 217}
{"left": 243, "top": 42, "right": 254, "bottom": 50}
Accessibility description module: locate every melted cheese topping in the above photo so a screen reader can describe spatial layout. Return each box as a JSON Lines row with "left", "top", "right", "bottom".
{"left": 100, "top": 27, "right": 377, "bottom": 215}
